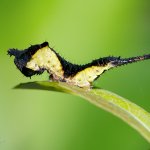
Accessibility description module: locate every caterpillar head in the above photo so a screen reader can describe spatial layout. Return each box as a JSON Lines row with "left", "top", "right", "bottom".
{"left": 7, "top": 42, "right": 48, "bottom": 77}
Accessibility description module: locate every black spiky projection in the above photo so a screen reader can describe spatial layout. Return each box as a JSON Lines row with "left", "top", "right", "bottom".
{"left": 8, "top": 42, "right": 150, "bottom": 88}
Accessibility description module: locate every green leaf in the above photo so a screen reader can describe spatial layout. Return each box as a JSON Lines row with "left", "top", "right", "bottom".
{"left": 15, "top": 81, "right": 150, "bottom": 143}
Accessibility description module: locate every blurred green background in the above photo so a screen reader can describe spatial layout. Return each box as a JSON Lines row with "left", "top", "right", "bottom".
{"left": 0, "top": 0, "right": 150, "bottom": 149}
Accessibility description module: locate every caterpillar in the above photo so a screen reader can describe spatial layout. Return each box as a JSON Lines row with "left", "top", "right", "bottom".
{"left": 8, "top": 42, "right": 150, "bottom": 88}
